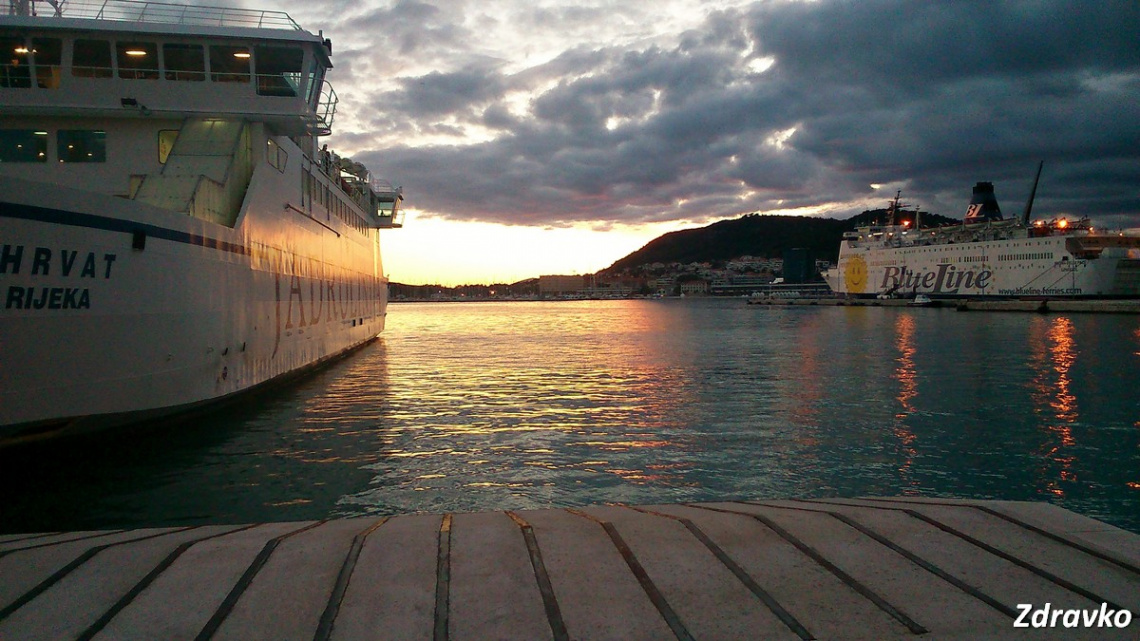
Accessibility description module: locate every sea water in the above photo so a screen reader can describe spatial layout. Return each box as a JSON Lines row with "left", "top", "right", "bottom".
{"left": 3, "top": 299, "right": 1138, "bottom": 533}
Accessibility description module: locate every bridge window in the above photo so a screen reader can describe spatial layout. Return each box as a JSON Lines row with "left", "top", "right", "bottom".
{"left": 254, "top": 46, "right": 303, "bottom": 97}
{"left": 267, "top": 138, "right": 287, "bottom": 172}
{"left": 73, "top": 39, "right": 112, "bottom": 78}
{"left": 1, "top": 37, "right": 31, "bottom": 87}
{"left": 210, "top": 45, "right": 250, "bottom": 82}
{"left": 163, "top": 43, "right": 204, "bottom": 81}
{"left": 58, "top": 130, "right": 106, "bottom": 163}
{"left": 0, "top": 129, "right": 47, "bottom": 162}
{"left": 32, "top": 37, "right": 62, "bottom": 88}
{"left": 158, "top": 130, "right": 178, "bottom": 163}
{"left": 117, "top": 42, "right": 159, "bottom": 79}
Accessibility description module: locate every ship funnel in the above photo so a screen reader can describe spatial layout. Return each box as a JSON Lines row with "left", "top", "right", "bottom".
{"left": 964, "top": 182, "right": 1002, "bottom": 223}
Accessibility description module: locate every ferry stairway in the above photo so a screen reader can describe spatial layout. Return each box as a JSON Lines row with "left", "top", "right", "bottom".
{"left": 132, "top": 119, "right": 254, "bottom": 227}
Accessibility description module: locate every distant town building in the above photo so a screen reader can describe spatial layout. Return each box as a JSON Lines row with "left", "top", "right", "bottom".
{"left": 782, "top": 248, "right": 816, "bottom": 284}
{"left": 709, "top": 275, "right": 775, "bottom": 295}
{"left": 679, "top": 279, "right": 709, "bottom": 295}
{"left": 538, "top": 274, "right": 585, "bottom": 297}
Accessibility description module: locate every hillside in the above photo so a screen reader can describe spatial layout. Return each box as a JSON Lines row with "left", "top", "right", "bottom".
{"left": 604, "top": 209, "right": 958, "bottom": 272}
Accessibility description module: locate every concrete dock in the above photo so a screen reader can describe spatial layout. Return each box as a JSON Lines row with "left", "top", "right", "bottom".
{"left": 1, "top": 497, "right": 1137, "bottom": 640}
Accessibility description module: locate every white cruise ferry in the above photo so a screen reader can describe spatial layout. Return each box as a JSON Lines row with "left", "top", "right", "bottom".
{"left": 825, "top": 174, "right": 1140, "bottom": 299}
{"left": 0, "top": 0, "right": 403, "bottom": 445}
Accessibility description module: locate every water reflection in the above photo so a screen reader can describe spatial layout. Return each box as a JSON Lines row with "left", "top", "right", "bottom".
{"left": 893, "top": 313, "right": 919, "bottom": 417}
{"left": 891, "top": 313, "right": 919, "bottom": 487}
{"left": 1028, "top": 316, "right": 1080, "bottom": 497}
{"left": 338, "top": 301, "right": 697, "bottom": 514}
{"left": 5, "top": 301, "right": 1139, "bottom": 534}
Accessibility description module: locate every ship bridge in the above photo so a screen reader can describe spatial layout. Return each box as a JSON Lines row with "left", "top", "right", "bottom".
{"left": 0, "top": 0, "right": 336, "bottom": 136}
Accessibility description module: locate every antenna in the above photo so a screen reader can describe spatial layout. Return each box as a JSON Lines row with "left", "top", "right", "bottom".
{"left": 1021, "top": 161, "right": 1044, "bottom": 225}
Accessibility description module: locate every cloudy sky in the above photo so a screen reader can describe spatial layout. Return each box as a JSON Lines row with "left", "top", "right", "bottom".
{"left": 270, "top": 0, "right": 1139, "bottom": 285}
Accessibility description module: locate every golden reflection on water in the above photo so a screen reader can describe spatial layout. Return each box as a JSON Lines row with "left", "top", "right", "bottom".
{"left": 891, "top": 313, "right": 919, "bottom": 487}
{"left": 893, "top": 313, "right": 919, "bottom": 417}
{"left": 1028, "top": 316, "right": 1080, "bottom": 496}
{"left": 344, "top": 301, "right": 700, "bottom": 501}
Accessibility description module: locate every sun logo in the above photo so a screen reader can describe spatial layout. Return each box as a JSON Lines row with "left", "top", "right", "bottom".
{"left": 844, "top": 255, "right": 868, "bottom": 293}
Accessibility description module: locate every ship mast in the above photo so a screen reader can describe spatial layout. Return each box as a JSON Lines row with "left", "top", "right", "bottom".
{"left": 1020, "top": 161, "right": 1044, "bottom": 225}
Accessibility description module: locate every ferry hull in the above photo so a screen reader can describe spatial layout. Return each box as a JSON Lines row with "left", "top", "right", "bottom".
{"left": 826, "top": 233, "right": 1140, "bottom": 299}
{"left": 0, "top": 175, "right": 388, "bottom": 445}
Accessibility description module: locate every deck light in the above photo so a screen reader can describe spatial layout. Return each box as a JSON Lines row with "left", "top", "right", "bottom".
{"left": 1057, "top": 219, "right": 1068, "bottom": 229}
{"left": 14, "top": 46, "right": 29, "bottom": 54}
{"left": 125, "top": 49, "right": 147, "bottom": 57}
{"left": 234, "top": 51, "right": 251, "bottom": 58}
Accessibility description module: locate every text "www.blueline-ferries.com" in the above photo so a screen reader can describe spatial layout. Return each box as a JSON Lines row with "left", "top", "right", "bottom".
{"left": 1014, "top": 603, "right": 1132, "bottom": 629}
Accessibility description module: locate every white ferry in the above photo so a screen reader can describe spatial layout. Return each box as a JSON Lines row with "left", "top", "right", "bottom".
{"left": 0, "top": 0, "right": 403, "bottom": 445}
{"left": 825, "top": 169, "right": 1140, "bottom": 299}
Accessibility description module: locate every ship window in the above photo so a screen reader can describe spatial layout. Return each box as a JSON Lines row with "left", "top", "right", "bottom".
{"left": 0, "top": 129, "right": 47, "bottom": 162}
{"left": 1, "top": 37, "right": 31, "bottom": 88}
{"left": 117, "top": 42, "right": 159, "bottom": 79}
{"left": 158, "top": 129, "right": 178, "bottom": 163}
{"left": 57, "top": 130, "right": 106, "bottom": 163}
{"left": 210, "top": 45, "right": 250, "bottom": 82}
{"left": 32, "top": 38, "right": 62, "bottom": 88}
{"left": 73, "top": 39, "right": 113, "bottom": 78}
{"left": 254, "top": 46, "right": 303, "bottom": 97}
{"left": 163, "top": 43, "right": 204, "bottom": 81}
{"left": 266, "top": 138, "right": 287, "bottom": 172}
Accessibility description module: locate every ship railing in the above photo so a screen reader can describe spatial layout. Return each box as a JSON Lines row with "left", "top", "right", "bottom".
{"left": 23, "top": 0, "right": 302, "bottom": 30}
{"left": 312, "top": 80, "right": 337, "bottom": 136}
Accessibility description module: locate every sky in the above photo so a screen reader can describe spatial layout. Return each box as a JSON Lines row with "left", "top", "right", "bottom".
{"left": 265, "top": 0, "right": 1140, "bottom": 285}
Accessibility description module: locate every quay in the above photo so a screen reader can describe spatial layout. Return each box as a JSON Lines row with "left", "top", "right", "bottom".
{"left": 748, "top": 297, "right": 1140, "bottom": 313}
{"left": 1, "top": 497, "right": 1138, "bottom": 640}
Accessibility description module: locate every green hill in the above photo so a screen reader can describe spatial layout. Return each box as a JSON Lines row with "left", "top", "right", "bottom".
{"left": 604, "top": 209, "right": 958, "bottom": 272}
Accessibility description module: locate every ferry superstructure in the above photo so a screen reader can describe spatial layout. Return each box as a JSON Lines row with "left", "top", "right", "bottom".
{"left": 0, "top": 0, "right": 403, "bottom": 444}
{"left": 825, "top": 176, "right": 1140, "bottom": 299}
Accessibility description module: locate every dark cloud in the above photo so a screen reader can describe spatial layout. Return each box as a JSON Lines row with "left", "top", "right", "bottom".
{"left": 308, "top": 0, "right": 1140, "bottom": 228}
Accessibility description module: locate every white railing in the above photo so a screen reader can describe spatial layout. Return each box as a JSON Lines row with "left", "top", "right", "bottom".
{"left": 312, "top": 80, "right": 336, "bottom": 136}
{"left": 11, "top": 0, "right": 301, "bottom": 30}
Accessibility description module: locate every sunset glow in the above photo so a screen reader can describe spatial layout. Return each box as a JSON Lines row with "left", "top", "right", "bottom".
{"left": 267, "top": 0, "right": 1140, "bottom": 285}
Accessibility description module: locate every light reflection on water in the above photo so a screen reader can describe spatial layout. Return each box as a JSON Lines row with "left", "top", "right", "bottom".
{"left": 2, "top": 299, "right": 1139, "bottom": 533}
